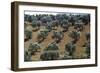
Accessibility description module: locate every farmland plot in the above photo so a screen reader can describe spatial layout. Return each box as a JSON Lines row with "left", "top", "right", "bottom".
{"left": 24, "top": 13, "right": 90, "bottom": 61}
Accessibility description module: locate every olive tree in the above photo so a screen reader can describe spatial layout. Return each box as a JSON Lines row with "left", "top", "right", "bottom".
{"left": 24, "top": 29, "right": 32, "bottom": 42}
{"left": 28, "top": 42, "right": 41, "bottom": 55}
{"left": 32, "top": 20, "right": 41, "bottom": 31}
{"left": 25, "top": 15, "right": 33, "bottom": 22}
{"left": 40, "top": 42, "right": 60, "bottom": 61}
{"left": 37, "top": 29, "right": 49, "bottom": 43}
{"left": 65, "top": 42, "right": 76, "bottom": 56}
{"left": 69, "top": 31, "right": 80, "bottom": 43}
{"left": 24, "top": 14, "right": 28, "bottom": 21}
{"left": 83, "top": 41, "right": 90, "bottom": 58}
{"left": 61, "top": 52, "right": 72, "bottom": 59}
{"left": 24, "top": 49, "right": 32, "bottom": 61}
{"left": 40, "top": 15, "right": 52, "bottom": 25}
{"left": 74, "top": 20, "right": 84, "bottom": 31}
{"left": 85, "top": 44, "right": 90, "bottom": 58}
{"left": 45, "top": 42, "right": 59, "bottom": 51}
{"left": 68, "top": 15, "right": 76, "bottom": 26}
{"left": 55, "top": 14, "right": 68, "bottom": 24}
{"left": 40, "top": 51, "right": 59, "bottom": 60}
{"left": 79, "top": 14, "right": 90, "bottom": 25}
{"left": 61, "top": 19, "right": 69, "bottom": 32}
{"left": 46, "top": 22, "right": 52, "bottom": 32}
{"left": 51, "top": 20, "right": 59, "bottom": 30}
{"left": 85, "top": 32, "right": 90, "bottom": 41}
{"left": 55, "top": 14, "right": 63, "bottom": 23}
{"left": 24, "top": 14, "right": 33, "bottom": 22}
{"left": 52, "top": 31, "right": 64, "bottom": 43}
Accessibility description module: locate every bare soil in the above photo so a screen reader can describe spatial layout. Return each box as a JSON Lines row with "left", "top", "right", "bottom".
{"left": 24, "top": 23, "right": 90, "bottom": 61}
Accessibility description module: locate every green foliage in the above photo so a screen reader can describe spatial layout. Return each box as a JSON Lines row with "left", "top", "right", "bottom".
{"left": 68, "top": 15, "right": 76, "bottom": 25}
{"left": 32, "top": 20, "right": 42, "bottom": 31}
{"left": 61, "top": 19, "right": 69, "bottom": 32}
{"left": 24, "top": 14, "right": 33, "bottom": 22}
{"left": 24, "top": 49, "right": 32, "bottom": 61}
{"left": 46, "top": 22, "right": 52, "bottom": 32}
{"left": 69, "top": 31, "right": 80, "bottom": 39}
{"left": 32, "top": 15, "right": 37, "bottom": 21}
{"left": 32, "top": 20, "right": 37, "bottom": 27}
{"left": 83, "top": 42, "right": 90, "bottom": 58}
{"left": 52, "top": 20, "right": 59, "bottom": 26}
{"left": 85, "top": 32, "right": 90, "bottom": 41}
{"left": 65, "top": 42, "right": 76, "bottom": 56}
{"left": 52, "top": 31, "right": 64, "bottom": 43}
{"left": 25, "top": 13, "right": 90, "bottom": 27}
{"left": 62, "top": 52, "right": 72, "bottom": 59}
{"left": 61, "top": 19, "right": 68, "bottom": 25}
{"left": 45, "top": 43, "right": 59, "bottom": 51}
{"left": 24, "top": 13, "right": 90, "bottom": 61}
{"left": 24, "top": 30, "right": 32, "bottom": 40}
{"left": 28, "top": 43, "right": 41, "bottom": 52}
{"left": 52, "top": 31, "right": 64, "bottom": 38}
{"left": 41, "top": 16, "right": 50, "bottom": 23}
{"left": 80, "top": 14, "right": 90, "bottom": 24}
{"left": 37, "top": 29, "right": 49, "bottom": 39}
{"left": 40, "top": 51, "right": 59, "bottom": 60}
{"left": 74, "top": 20, "right": 84, "bottom": 31}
